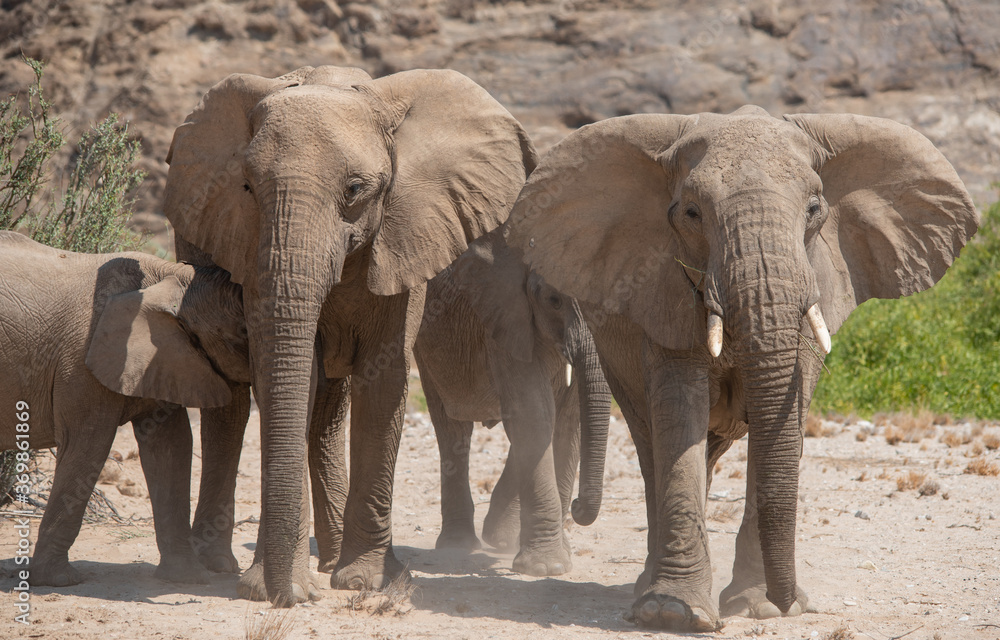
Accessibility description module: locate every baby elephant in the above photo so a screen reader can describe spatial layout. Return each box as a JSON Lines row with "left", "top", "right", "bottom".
{"left": 0, "top": 231, "right": 249, "bottom": 587}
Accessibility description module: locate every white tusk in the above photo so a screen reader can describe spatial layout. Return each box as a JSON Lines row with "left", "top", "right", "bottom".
{"left": 707, "top": 313, "right": 723, "bottom": 358}
{"left": 806, "top": 303, "right": 832, "bottom": 355}
{"left": 565, "top": 363, "right": 573, "bottom": 387}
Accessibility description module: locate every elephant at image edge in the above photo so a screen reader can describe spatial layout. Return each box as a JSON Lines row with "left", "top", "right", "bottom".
{"left": 418, "top": 226, "right": 611, "bottom": 573}
{"left": 0, "top": 231, "right": 249, "bottom": 587}
{"left": 163, "top": 65, "right": 535, "bottom": 604}
{"left": 505, "top": 107, "right": 978, "bottom": 630}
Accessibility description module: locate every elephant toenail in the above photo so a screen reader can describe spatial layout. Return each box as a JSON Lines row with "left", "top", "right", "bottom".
{"left": 638, "top": 599, "right": 660, "bottom": 623}
{"left": 786, "top": 601, "right": 802, "bottom": 616}
{"left": 659, "top": 600, "right": 686, "bottom": 625}
{"left": 753, "top": 601, "right": 781, "bottom": 619}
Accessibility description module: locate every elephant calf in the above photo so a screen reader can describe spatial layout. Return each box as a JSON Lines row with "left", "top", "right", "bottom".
{"left": 0, "top": 232, "right": 250, "bottom": 587}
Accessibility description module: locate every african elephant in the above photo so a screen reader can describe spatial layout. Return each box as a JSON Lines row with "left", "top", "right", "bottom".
{"left": 163, "top": 65, "right": 534, "bottom": 604}
{"left": 416, "top": 227, "right": 611, "bottom": 573}
{"left": 503, "top": 108, "right": 978, "bottom": 630}
{"left": 0, "top": 231, "right": 249, "bottom": 587}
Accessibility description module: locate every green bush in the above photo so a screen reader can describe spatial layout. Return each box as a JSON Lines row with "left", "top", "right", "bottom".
{"left": 813, "top": 195, "right": 1000, "bottom": 419}
{"left": 1, "top": 58, "right": 146, "bottom": 505}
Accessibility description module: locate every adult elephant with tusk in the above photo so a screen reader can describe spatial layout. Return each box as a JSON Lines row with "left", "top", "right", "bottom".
{"left": 163, "top": 65, "right": 535, "bottom": 605}
{"left": 504, "top": 106, "right": 978, "bottom": 631}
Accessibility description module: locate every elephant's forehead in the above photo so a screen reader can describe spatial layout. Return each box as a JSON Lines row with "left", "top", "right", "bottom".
{"left": 255, "top": 85, "right": 374, "bottom": 130}
{"left": 689, "top": 117, "right": 815, "bottom": 190}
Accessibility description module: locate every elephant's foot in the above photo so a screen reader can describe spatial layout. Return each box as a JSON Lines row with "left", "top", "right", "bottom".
{"left": 330, "top": 548, "right": 409, "bottom": 591}
{"left": 32, "top": 556, "right": 82, "bottom": 587}
{"left": 482, "top": 509, "right": 520, "bottom": 552}
{"left": 317, "top": 555, "right": 339, "bottom": 574}
{"left": 626, "top": 590, "right": 722, "bottom": 632}
{"left": 236, "top": 561, "right": 324, "bottom": 603}
{"left": 154, "top": 552, "right": 212, "bottom": 585}
{"left": 720, "top": 581, "right": 811, "bottom": 619}
{"left": 511, "top": 533, "right": 572, "bottom": 577}
{"left": 435, "top": 522, "right": 481, "bottom": 551}
{"left": 194, "top": 542, "right": 240, "bottom": 574}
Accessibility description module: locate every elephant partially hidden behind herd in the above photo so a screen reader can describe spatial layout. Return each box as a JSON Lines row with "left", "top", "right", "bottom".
{"left": 0, "top": 65, "right": 979, "bottom": 632}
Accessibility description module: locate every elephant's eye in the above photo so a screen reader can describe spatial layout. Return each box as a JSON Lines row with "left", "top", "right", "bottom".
{"left": 344, "top": 179, "right": 364, "bottom": 204}
{"left": 243, "top": 183, "right": 252, "bottom": 193}
{"left": 807, "top": 196, "right": 823, "bottom": 220}
{"left": 549, "top": 294, "right": 562, "bottom": 309}
{"left": 685, "top": 204, "right": 701, "bottom": 220}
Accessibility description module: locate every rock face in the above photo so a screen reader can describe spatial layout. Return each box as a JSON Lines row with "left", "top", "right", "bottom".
{"left": 2, "top": 0, "right": 998, "bottom": 235}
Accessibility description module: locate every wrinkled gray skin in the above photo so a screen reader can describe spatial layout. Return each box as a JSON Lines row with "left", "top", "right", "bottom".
{"left": 0, "top": 232, "right": 249, "bottom": 588}
{"left": 164, "top": 65, "right": 534, "bottom": 604}
{"left": 410, "top": 228, "right": 610, "bottom": 574}
{"left": 506, "top": 108, "right": 978, "bottom": 631}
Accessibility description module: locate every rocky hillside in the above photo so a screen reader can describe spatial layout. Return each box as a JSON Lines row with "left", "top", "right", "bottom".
{"left": 2, "top": 0, "right": 998, "bottom": 245}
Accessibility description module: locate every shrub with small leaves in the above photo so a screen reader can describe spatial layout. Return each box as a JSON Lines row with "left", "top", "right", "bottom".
{"left": 0, "top": 57, "right": 146, "bottom": 506}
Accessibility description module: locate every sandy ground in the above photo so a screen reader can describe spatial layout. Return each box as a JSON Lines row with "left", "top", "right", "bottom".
{"left": 2, "top": 387, "right": 1000, "bottom": 640}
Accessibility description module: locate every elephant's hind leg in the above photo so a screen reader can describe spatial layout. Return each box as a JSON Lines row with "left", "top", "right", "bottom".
{"left": 133, "top": 405, "right": 210, "bottom": 585}
{"left": 424, "top": 374, "right": 480, "bottom": 551}
{"left": 191, "top": 380, "right": 251, "bottom": 574}
{"left": 32, "top": 412, "right": 118, "bottom": 586}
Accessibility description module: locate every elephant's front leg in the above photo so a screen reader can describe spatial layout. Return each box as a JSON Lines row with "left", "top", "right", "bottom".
{"left": 630, "top": 342, "right": 721, "bottom": 632}
{"left": 133, "top": 404, "right": 210, "bottom": 585}
{"left": 719, "top": 446, "right": 811, "bottom": 619}
{"left": 490, "top": 352, "right": 569, "bottom": 577}
{"left": 191, "top": 380, "right": 251, "bottom": 573}
{"left": 310, "top": 376, "right": 351, "bottom": 573}
{"left": 328, "top": 351, "right": 409, "bottom": 590}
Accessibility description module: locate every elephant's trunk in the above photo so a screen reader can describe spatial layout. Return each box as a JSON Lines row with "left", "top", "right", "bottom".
{"left": 718, "top": 201, "right": 817, "bottom": 613}
{"left": 742, "top": 349, "right": 805, "bottom": 614}
{"left": 252, "top": 181, "right": 336, "bottom": 606}
{"left": 570, "top": 325, "right": 612, "bottom": 526}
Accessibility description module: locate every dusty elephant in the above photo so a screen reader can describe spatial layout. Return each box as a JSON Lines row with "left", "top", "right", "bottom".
{"left": 504, "top": 108, "right": 978, "bottom": 630}
{"left": 309, "top": 227, "right": 613, "bottom": 576}
{"left": 423, "top": 226, "right": 611, "bottom": 574}
{"left": 164, "top": 65, "right": 535, "bottom": 604}
{"left": 0, "top": 231, "right": 249, "bottom": 587}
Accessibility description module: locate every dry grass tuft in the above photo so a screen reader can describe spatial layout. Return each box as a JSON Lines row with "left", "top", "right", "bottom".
{"left": 855, "top": 470, "right": 868, "bottom": 482}
{"left": 896, "top": 470, "right": 926, "bottom": 491}
{"left": 884, "top": 411, "right": 937, "bottom": 444}
{"left": 709, "top": 502, "right": 741, "bottom": 522}
{"left": 805, "top": 414, "right": 838, "bottom": 438}
{"left": 969, "top": 440, "right": 985, "bottom": 457}
{"left": 964, "top": 457, "right": 1000, "bottom": 477}
{"left": 984, "top": 432, "right": 1000, "bottom": 450}
{"left": 244, "top": 607, "right": 296, "bottom": 640}
{"left": 476, "top": 478, "right": 493, "bottom": 495}
{"left": 345, "top": 571, "right": 416, "bottom": 616}
{"left": 941, "top": 429, "right": 972, "bottom": 448}
{"left": 855, "top": 430, "right": 868, "bottom": 442}
{"left": 918, "top": 478, "right": 940, "bottom": 496}
{"left": 728, "top": 468, "right": 744, "bottom": 479}
{"left": 98, "top": 461, "right": 121, "bottom": 484}
{"left": 822, "top": 624, "right": 855, "bottom": 640}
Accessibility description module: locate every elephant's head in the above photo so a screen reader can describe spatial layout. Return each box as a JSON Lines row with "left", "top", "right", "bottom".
{"left": 87, "top": 264, "right": 249, "bottom": 406}
{"left": 453, "top": 227, "right": 613, "bottom": 526}
{"left": 163, "top": 65, "right": 535, "bottom": 603}
{"left": 505, "top": 107, "right": 978, "bottom": 612}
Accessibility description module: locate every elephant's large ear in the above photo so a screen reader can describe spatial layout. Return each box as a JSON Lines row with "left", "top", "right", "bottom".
{"left": 164, "top": 66, "right": 372, "bottom": 285}
{"left": 86, "top": 276, "right": 232, "bottom": 408}
{"left": 786, "top": 114, "right": 979, "bottom": 334}
{"left": 359, "top": 69, "right": 538, "bottom": 296}
{"left": 505, "top": 114, "right": 699, "bottom": 351}
{"left": 451, "top": 229, "right": 535, "bottom": 362}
